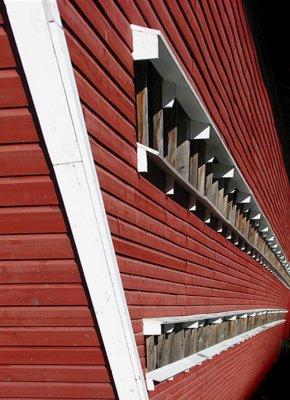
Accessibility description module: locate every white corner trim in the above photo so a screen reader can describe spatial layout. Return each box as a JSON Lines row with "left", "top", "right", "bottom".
{"left": 5, "top": 1, "right": 148, "bottom": 399}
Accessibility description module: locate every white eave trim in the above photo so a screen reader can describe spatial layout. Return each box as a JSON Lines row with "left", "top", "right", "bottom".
{"left": 5, "top": 2, "right": 148, "bottom": 399}
{"left": 143, "top": 308, "right": 287, "bottom": 335}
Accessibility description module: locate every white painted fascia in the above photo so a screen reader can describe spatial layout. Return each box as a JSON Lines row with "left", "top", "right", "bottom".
{"left": 142, "top": 308, "right": 286, "bottom": 334}
{"left": 5, "top": 1, "right": 148, "bottom": 399}
{"left": 132, "top": 25, "right": 160, "bottom": 60}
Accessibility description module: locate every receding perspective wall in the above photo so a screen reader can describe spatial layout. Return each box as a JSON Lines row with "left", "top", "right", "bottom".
{"left": 58, "top": 1, "right": 289, "bottom": 399}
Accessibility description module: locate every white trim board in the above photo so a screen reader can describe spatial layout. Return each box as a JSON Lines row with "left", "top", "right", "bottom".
{"left": 5, "top": 2, "right": 148, "bottom": 399}
{"left": 146, "top": 319, "right": 285, "bottom": 391}
{"left": 131, "top": 24, "right": 290, "bottom": 277}
{"left": 143, "top": 308, "right": 287, "bottom": 335}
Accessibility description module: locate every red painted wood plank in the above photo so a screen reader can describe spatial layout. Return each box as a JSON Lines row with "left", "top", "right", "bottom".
{"left": 0, "top": 260, "right": 81, "bottom": 284}
{"left": 103, "top": 178, "right": 286, "bottom": 300}
{"left": 96, "top": 151, "right": 270, "bottom": 284}
{"left": 115, "top": 219, "right": 208, "bottom": 266}
{"left": 0, "top": 176, "right": 58, "bottom": 206}
{"left": 0, "top": 348, "right": 104, "bottom": 365}
{"left": 75, "top": 70, "right": 136, "bottom": 144}
{"left": 0, "top": 234, "right": 74, "bottom": 260}
{"left": 65, "top": 29, "right": 135, "bottom": 122}
{"left": 0, "top": 70, "right": 27, "bottom": 108}
{"left": 117, "top": 0, "right": 154, "bottom": 28}
{"left": 156, "top": 1, "right": 285, "bottom": 232}
{"left": 70, "top": 0, "right": 133, "bottom": 74}
{"left": 118, "top": 256, "right": 187, "bottom": 285}
{"left": 84, "top": 106, "right": 136, "bottom": 166}
{"left": 0, "top": 144, "right": 49, "bottom": 176}
{"left": 131, "top": 319, "right": 143, "bottom": 333}
{"left": 211, "top": 0, "right": 281, "bottom": 201}
{"left": 0, "top": 27, "right": 15, "bottom": 68}
{"left": 0, "top": 382, "right": 114, "bottom": 398}
{"left": 113, "top": 236, "right": 187, "bottom": 271}
{"left": 126, "top": 290, "right": 263, "bottom": 307}
{"left": 115, "top": 233, "right": 285, "bottom": 302}
{"left": 121, "top": 273, "right": 185, "bottom": 295}
{"left": 0, "top": 306, "right": 94, "bottom": 327}
{"left": 0, "top": 327, "right": 98, "bottom": 346}
{"left": 97, "top": 0, "right": 140, "bottom": 44}
{"left": 0, "top": 108, "right": 38, "bottom": 144}
{"left": 126, "top": 291, "right": 178, "bottom": 306}
{"left": 101, "top": 167, "right": 284, "bottom": 295}
{"left": 0, "top": 206, "right": 66, "bottom": 234}
{"left": 102, "top": 191, "right": 187, "bottom": 248}
{"left": 0, "top": 283, "right": 87, "bottom": 306}
{"left": 0, "top": 365, "right": 110, "bottom": 383}
{"left": 59, "top": 0, "right": 134, "bottom": 99}
{"left": 165, "top": 2, "right": 277, "bottom": 216}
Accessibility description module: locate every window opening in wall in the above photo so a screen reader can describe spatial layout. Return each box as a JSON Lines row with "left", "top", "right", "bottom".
{"left": 133, "top": 54, "right": 289, "bottom": 287}
{"left": 143, "top": 310, "right": 286, "bottom": 390}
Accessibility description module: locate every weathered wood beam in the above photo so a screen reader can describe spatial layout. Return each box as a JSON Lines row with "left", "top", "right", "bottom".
{"left": 205, "top": 163, "right": 218, "bottom": 207}
{"left": 189, "top": 141, "right": 199, "bottom": 188}
{"left": 176, "top": 104, "right": 190, "bottom": 180}
{"left": 149, "top": 63, "right": 164, "bottom": 155}
{"left": 135, "top": 61, "right": 149, "bottom": 146}
{"left": 164, "top": 102, "right": 177, "bottom": 167}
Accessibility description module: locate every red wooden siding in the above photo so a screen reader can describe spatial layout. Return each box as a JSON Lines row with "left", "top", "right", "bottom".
{"left": 59, "top": 0, "right": 289, "bottom": 396}
{"left": 0, "top": 7, "right": 116, "bottom": 399}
